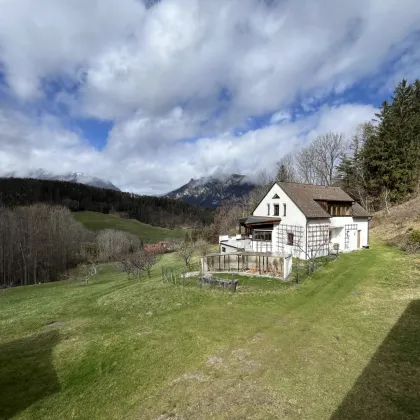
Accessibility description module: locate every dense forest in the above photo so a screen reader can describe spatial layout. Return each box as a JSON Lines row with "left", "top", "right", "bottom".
{"left": 0, "top": 177, "right": 213, "bottom": 228}
{"left": 338, "top": 79, "right": 420, "bottom": 209}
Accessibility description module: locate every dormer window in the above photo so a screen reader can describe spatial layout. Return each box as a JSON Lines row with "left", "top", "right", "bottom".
{"left": 274, "top": 204, "right": 280, "bottom": 216}
{"left": 327, "top": 203, "right": 352, "bottom": 216}
{"left": 272, "top": 194, "right": 280, "bottom": 199}
{"left": 267, "top": 203, "right": 270, "bottom": 216}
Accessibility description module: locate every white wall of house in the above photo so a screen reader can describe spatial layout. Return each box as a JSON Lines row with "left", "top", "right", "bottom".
{"left": 354, "top": 218, "right": 369, "bottom": 248}
{"left": 252, "top": 184, "right": 307, "bottom": 257}
{"left": 220, "top": 243, "right": 239, "bottom": 254}
{"left": 249, "top": 183, "right": 370, "bottom": 259}
{"left": 329, "top": 217, "right": 369, "bottom": 252}
{"left": 253, "top": 184, "right": 306, "bottom": 224}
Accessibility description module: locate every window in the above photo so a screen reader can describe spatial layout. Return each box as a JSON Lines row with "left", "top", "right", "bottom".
{"left": 267, "top": 203, "right": 270, "bottom": 215}
{"left": 327, "top": 203, "right": 352, "bottom": 216}
{"left": 283, "top": 203, "right": 286, "bottom": 217}
{"left": 274, "top": 204, "right": 280, "bottom": 216}
{"left": 221, "top": 247, "right": 226, "bottom": 253}
{"left": 272, "top": 194, "right": 280, "bottom": 199}
{"left": 253, "top": 231, "right": 272, "bottom": 241}
{"left": 287, "top": 233, "right": 294, "bottom": 246}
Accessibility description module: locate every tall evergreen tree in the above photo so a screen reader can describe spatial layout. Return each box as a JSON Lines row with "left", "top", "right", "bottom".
{"left": 362, "top": 79, "right": 420, "bottom": 204}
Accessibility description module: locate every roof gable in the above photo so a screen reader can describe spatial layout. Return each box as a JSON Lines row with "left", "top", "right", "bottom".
{"left": 251, "top": 182, "right": 370, "bottom": 219}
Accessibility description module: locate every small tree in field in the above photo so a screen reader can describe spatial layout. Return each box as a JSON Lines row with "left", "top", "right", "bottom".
{"left": 120, "top": 249, "right": 148, "bottom": 280}
{"left": 195, "top": 238, "right": 211, "bottom": 257}
{"left": 80, "top": 242, "right": 100, "bottom": 284}
{"left": 143, "top": 250, "right": 159, "bottom": 278}
{"left": 174, "top": 240, "right": 195, "bottom": 269}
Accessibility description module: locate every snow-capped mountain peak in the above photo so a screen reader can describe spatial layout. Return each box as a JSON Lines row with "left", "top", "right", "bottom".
{"left": 164, "top": 174, "right": 255, "bottom": 207}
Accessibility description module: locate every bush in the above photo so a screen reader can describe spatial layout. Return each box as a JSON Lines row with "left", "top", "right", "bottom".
{"left": 401, "top": 229, "right": 420, "bottom": 253}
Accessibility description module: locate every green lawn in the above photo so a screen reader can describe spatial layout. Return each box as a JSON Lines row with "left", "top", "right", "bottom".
{"left": 73, "top": 211, "right": 188, "bottom": 242}
{"left": 1, "top": 239, "right": 420, "bottom": 419}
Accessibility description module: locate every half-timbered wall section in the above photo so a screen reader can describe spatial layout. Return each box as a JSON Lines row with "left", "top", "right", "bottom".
{"left": 344, "top": 224, "right": 358, "bottom": 250}
{"left": 277, "top": 224, "right": 304, "bottom": 258}
{"left": 307, "top": 224, "right": 330, "bottom": 258}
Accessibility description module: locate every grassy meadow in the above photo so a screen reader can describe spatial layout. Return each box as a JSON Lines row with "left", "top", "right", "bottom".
{"left": 1, "top": 238, "right": 420, "bottom": 419}
{"left": 73, "top": 211, "right": 188, "bottom": 243}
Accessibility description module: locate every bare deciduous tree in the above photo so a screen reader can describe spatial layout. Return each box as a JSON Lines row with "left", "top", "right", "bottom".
{"left": 96, "top": 229, "right": 139, "bottom": 262}
{"left": 312, "top": 132, "right": 348, "bottom": 185}
{"left": 0, "top": 204, "right": 90, "bottom": 288}
{"left": 80, "top": 263, "right": 98, "bottom": 285}
{"left": 275, "top": 153, "right": 296, "bottom": 182}
{"left": 120, "top": 249, "right": 148, "bottom": 280}
{"left": 174, "top": 240, "right": 195, "bottom": 269}
{"left": 295, "top": 147, "right": 321, "bottom": 184}
{"left": 195, "top": 239, "right": 211, "bottom": 257}
{"left": 296, "top": 132, "right": 347, "bottom": 185}
{"left": 143, "top": 250, "right": 159, "bottom": 278}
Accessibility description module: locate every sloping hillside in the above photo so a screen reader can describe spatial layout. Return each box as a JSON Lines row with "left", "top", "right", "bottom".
{"left": 371, "top": 196, "right": 420, "bottom": 241}
{"left": 1, "top": 239, "right": 419, "bottom": 419}
{"left": 73, "top": 212, "right": 187, "bottom": 242}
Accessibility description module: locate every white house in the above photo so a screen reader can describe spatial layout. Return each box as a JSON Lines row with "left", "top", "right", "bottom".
{"left": 219, "top": 182, "right": 371, "bottom": 260}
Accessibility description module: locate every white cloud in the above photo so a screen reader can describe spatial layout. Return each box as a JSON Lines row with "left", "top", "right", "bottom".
{"left": 1, "top": 0, "right": 419, "bottom": 117}
{"left": 0, "top": 0, "right": 418, "bottom": 194}
{"left": 270, "top": 111, "right": 291, "bottom": 124}
{"left": 0, "top": 102, "right": 377, "bottom": 194}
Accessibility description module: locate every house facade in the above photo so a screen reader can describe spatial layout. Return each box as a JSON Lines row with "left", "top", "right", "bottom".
{"left": 219, "top": 182, "right": 371, "bottom": 260}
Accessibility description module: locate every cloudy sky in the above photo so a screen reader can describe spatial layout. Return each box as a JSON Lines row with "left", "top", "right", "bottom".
{"left": 0, "top": 0, "right": 419, "bottom": 194}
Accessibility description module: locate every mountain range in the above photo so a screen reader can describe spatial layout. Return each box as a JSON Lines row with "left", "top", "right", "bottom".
{"left": 164, "top": 174, "right": 256, "bottom": 207}
{"left": 3, "top": 169, "right": 256, "bottom": 206}
{"left": 3, "top": 169, "right": 121, "bottom": 191}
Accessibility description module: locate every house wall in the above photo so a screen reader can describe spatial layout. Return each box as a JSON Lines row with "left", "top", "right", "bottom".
{"left": 251, "top": 240, "right": 272, "bottom": 253}
{"left": 250, "top": 182, "right": 370, "bottom": 259}
{"left": 220, "top": 243, "right": 241, "bottom": 254}
{"left": 328, "top": 217, "right": 369, "bottom": 252}
{"left": 252, "top": 183, "right": 307, "bottom": 257}
{"left": 354, "top": 218, "right": 369, "bottom": 248}
{"left": 306, "top": 219, "right": 330, "bottom": 258}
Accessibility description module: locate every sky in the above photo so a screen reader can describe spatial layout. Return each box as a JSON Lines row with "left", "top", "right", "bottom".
{"left": 0, "top": 0, "right": 419, "bottom": 195}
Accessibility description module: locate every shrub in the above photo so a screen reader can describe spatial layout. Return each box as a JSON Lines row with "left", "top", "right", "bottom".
{"left": 401, "top": 229, "right": 420, "bottom": 253}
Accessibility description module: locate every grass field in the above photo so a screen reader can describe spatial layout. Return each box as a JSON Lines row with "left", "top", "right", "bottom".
{"left": 1, "top": 238, "right": 420, "bottom": 419}
{"left": 73, "top": 211, "right": 188, "bottom": 242}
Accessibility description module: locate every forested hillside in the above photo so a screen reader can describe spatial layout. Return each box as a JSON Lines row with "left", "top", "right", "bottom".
{"left": 0, "top": 177, "right": 213, "bottom": 228}
{"left": 338, "top": 79, "right": 420, "bottom": 209}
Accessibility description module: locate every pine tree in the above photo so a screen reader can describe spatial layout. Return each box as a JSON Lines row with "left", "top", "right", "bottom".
{"left": 362, "top": 79, "right": 420, "bottom": 204}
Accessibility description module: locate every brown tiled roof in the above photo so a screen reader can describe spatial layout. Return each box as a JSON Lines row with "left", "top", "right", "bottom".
{"left": 352, "top": 202, "right": 371, "bottom": 217}
{"left": 278, "top": 182, "right": 359, "bottom": 218}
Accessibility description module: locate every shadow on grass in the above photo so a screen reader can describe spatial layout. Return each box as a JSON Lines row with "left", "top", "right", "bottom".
{"left": 331, "top": 300, "right": 420, "bottom": 420}
{"left": 0, "top": 330, "right": 61, "bottom": 419}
